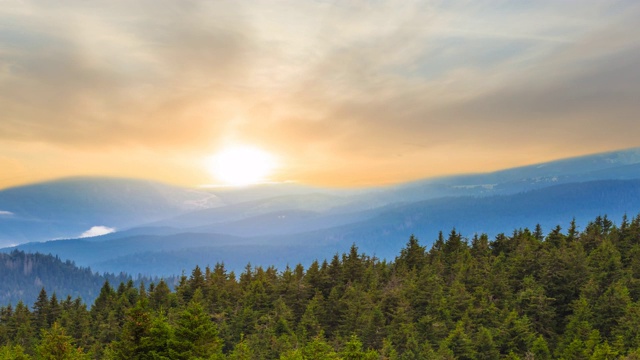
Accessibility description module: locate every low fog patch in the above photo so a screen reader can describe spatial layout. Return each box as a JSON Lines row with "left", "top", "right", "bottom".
{"left": 79, "top": 226, "right": 116, "bottom": 238}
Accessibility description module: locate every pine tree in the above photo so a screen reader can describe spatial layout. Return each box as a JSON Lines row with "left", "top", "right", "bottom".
{"left": 11, "top": 301, "right": 34, "bottom": 350}
{"left": 340, "top": 334, "right": 378, "bottom": 360}
{"left": 36, "top": 322, "right": 87, "bottom": 360}
{"left": 47, "top": 293, "right": 60, "bottom": 327}
{"left": 297, "top": 292, "right": 324, "bottom": 341}
{"left": 169, "top": 289, "right": 223, "bottom": 359}
{"left": 0, "top": 344, "right": 31, "bottom": 360}
{"left": 111, "top": 299, "right": 151, "bottom": 359}
{"left": 593, "top": 280, "right": 631, "bottom": 339}
{"left": 32, "top": 288, "right": 49, "bottom": 332}
{"left": 379, "top": 338, "right": 399, "bottom": 360}
{"left": 474, "top": 326, "right": 499, "bottom": 360}
{"left": 140, "top": 313, "right": 173, "bottom": 360}
{"left": 187, "top": 265, "right": 206, "bottom": 301}
{"left": 530, "top": 335, "right": 551, "bottom": 360}
{"left": 149, "top": 279, "right": 173, "bottom": 312}
{"left": 396, "top": 235, "right": 426, "bottom": 273}
{"left": 228, "top": 335, "right": 254, "bottom": 360}
{"left": 302, "top": 332, "right": 339, "bottom": 360}
{"left": 439, "top": 321, "right": 476, "bottom": 360}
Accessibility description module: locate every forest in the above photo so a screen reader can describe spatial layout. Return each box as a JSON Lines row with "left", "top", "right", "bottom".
{"left": 2, "top": 214, "right": 640, "bottom": 359}
{"left": 0, "top": 251, "right": 160, "bottom": 306}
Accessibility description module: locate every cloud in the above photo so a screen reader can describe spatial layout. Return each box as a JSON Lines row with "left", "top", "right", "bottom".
{"left": 0, "top": 0, "right": 250, "bottom": 149}
{"left": 1, "top": 0, "right": 640, "bottom": 186}
{"left": 0, "top": 210, "right": 13, "bottom": 216}
{"left": 79, "top": 226, "right": 116, "bottom": 238}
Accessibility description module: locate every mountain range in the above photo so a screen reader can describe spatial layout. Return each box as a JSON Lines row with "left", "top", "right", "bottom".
{"left": 2, "top": 148, "right": 640, "bottom": 276}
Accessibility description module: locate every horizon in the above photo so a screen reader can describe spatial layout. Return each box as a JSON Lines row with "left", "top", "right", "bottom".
{"left": 1, "top": 145, "right": 639, "bottom": 192}
{"left": 2, "top": 1, "right": 640, "bottom": 189}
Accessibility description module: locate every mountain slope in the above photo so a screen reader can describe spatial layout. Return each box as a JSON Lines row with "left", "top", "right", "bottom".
{"left": 3, "top": 148, "right": 640, "bottom": 277}
{"left": 0, "top": 177, "right": 223, "bottom": 246}
{"left": 12, "top": 232, "right": 243, "bottom": 268}
{"left": 376, "top": 147, "right": 640, "bottom": 201}
{"left": 0, "top": 250, "right": 135, "bottom": 306}
{"left": 3, "top": 148, "right": 640, "bottom": 248}
{"left": 7, "top": 179, "right": 640, "bottom": 276}
{"left": 295, "top": 179, "right": 640, "bottom": 257}
{"left": 148, "top": 147, "right": 640, "bottom": 230}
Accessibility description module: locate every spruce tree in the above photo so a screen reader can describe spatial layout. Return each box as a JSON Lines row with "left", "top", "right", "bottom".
{"left": 36, "top": 322, "right": 87, "bottom": 360}
{"left": 169, "top": 289, "right": 223, "bottom": 360}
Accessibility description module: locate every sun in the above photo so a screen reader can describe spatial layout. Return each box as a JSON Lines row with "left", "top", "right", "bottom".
{"left": 207, "top": 145, "right": 277, "bottom": 186}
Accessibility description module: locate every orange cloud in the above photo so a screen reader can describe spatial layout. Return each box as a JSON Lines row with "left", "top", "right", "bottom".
{"left": 1, "top": 1, "right": 639, "bottom": 189}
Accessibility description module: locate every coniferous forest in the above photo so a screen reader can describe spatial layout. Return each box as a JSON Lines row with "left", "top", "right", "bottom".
{"left": 0, "top": 251, "right": 161, "bottom": 306}
{"left": 3, "top": 215, "right": 640, "bottom": 359}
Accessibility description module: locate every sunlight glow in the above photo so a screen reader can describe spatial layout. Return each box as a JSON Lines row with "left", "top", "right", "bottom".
{"left": 208, "top": 145, "right": 277, "bottom": 186}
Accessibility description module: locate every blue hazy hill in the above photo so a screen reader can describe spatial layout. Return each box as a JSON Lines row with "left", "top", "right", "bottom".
{"left": 0, "top": 177, "right": 223, "bottom": 247}
{"left": 6, "top": 179, "right": 640, "bottom": 276}
{"left": 2, "top": 148, "right": 640, "bottom": 276}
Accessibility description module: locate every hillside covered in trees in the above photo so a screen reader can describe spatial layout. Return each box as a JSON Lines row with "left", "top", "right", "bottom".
{"left": 0, "top": 251, "right": 127, "bottom": 306}
{"left": 0, "top": 251, "right": 170, "bottom": 306}
{"left": 3, "top": 214, "right": 640, "bottom": 359}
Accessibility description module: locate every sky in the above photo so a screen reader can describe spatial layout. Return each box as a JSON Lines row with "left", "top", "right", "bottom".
{"left": 1, "top": 0, "right": 639, "bottom": 189}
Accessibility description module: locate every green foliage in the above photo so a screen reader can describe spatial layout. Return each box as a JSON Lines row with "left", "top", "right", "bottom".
{"left": 169, "top": 290, "right": 223, "bottom": 359}
{"left": 0, "top": 344, "right": 31, "bottom": 360}
{"left": 340, "top": 335, "right": 378, "bottom": 360}
{"left": 0, "top": 251, "right": 156, "bottom": 306}
{"left": 36, "top": 322, "right": 87, "bottom": 359}
{"left": 2, "top": 214, "right": 640, "bottom": 358}
{"left": 301, "top": 333, "right": 339, "bottom": 360}
{"left": 140, "top": 313, "right": 173, "bottom": 359}
{"left": 228, "top": 335, "right": 253, "bottom": 360}
{"left": 110, "top": 299, "right": 151, "bottom": 359}
{"left": 439, "top": 321, "right": 476, "bottom": 360}
{"left": 530, "top": 335, "right": 551, "bottom": 360}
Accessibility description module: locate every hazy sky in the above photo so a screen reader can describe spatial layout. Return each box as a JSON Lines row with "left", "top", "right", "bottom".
{"left": 1, "top": 0, "right": 639, "bottom": 189}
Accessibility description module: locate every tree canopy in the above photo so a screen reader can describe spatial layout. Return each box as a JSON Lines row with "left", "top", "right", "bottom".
{"left": 2, "top": 214, "right": 640, "bottom": 358}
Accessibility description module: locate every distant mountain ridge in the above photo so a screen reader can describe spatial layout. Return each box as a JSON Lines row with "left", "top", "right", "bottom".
{"left": 380, "top": 147, "right": 640, "bottom": 202}
{"left": 7, "top": 179, "right": 640, "bottom": 276}
{"left": 0, "top": 177, "right": 223, "bottom": 246}
{"left": 2, "top": 148, "right": 640, "bottom": 276}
